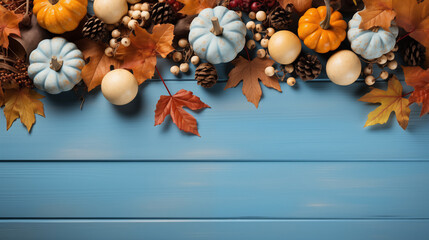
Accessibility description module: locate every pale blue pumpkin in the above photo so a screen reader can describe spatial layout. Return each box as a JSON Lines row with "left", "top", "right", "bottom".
{"left": 189, "top": 6, "right": 246, "bottom": 64}
{"left": 28, "top": 37, "right": 85, "bottom": 94}
{"left": 348, "top": 12, "right": 398, "bottom": 60}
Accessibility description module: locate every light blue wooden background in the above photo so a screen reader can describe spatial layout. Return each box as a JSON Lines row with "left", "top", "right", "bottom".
{"left": 1, "top": 3, "right": 429, "bottom": 234}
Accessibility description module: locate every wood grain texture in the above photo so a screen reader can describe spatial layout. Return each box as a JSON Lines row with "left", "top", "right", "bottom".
{"left": 1, "top": 162, "right": 428, "bottom": 218}
{"left": 1, "top": 220, "right": 429, "bottom": 240}
{"left": 0, "top": 81, "right": 428, "bottom": 160}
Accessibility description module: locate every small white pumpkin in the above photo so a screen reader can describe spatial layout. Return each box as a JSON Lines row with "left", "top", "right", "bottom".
{"left": 28, "top": 37, "right": 85, "bottom": 94}
{"left": 189, "top": 6, "right": 246, "bottom": 64}
{"left": 348, "top": 12, "right": 398, "bottom": 60}
{"left": 93, "top": 0, "right": 128, "bottom": 24}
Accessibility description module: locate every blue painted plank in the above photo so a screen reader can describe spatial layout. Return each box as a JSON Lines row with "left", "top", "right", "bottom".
{"left": 0, "top": 81, "right": 428, "bottom": 160}
{"left": 1, "top": 220, "right": 429, "bottom": 240}
{"left": 1, "top": 162, "right": 428, "bottom": 218}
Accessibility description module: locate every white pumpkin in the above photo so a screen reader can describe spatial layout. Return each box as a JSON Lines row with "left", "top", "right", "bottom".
{"left": 348, "top": 12, "right": 399, "bottom": 60}
{"left": 101, "top": 69, "right": 138, "bottom": 105}
{"left": 93, "top": 0, "right": 128, "bottom": 24}
{"left": 189, "top": 6, "right": 247, "bottom": 64}
{"left": 28, "top": 37, "right": 85, "bottom": 94}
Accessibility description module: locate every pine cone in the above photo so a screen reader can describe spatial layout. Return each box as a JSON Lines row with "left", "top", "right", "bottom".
{"left": 151, "top": 2, "right": 176, "bottom": 25}
{"left": 263, "top": 5, "right": 293, "bottom": 31}
{"left": 294, "top": 54, "right": 322, "bottom": 81}
{"left": 82, "top": 16, "right": 109, "bottom": 43}
{"left": 401, "top": 37, "right": 426, "bottom": 67}
{"left": 195, "top": 63, "right": 218, "bottom": 88}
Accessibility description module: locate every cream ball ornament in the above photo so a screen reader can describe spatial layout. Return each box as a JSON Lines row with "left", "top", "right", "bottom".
{"left": 326, "top": 50, "right": 361, "bottom": 86}
{"left": 94, "top": 0, "right": 128, "bottom": 24}
{"left": 101, "top": 69, "right": 139, "bottom": 105}
{"left": 268, "top": 30, "right": 301, "bottom": 65}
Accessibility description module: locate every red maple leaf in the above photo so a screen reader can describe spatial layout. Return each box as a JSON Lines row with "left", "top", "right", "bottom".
{"left": 403, "top": 66, "right": 429, "bottom": 116}
{"left": 155, "top": 89, "right": 210, "bottom": 136}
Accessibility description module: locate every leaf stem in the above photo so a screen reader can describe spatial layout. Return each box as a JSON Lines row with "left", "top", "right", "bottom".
{"left": 397, "top": 31, "right": 414, "bottom": 43}
{"left": 244, "top": 46, "right": 251, "bottom": 61}
{"left": 155, "top": 66, "right": 172, "bottom": 96}
{"left": 402, "top": 91, "right": 413, "bottom": 98}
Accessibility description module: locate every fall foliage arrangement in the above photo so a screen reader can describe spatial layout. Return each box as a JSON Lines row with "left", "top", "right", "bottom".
{"left": 0, "top": 0, "right": 428, "bottom": 135}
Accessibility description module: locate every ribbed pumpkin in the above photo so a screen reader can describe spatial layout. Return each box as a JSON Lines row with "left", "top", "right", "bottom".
{"left": 189, "top": 6, "right": 247, "bottom": 64}
{"left": 33, "top": 0, "right": 88, "bottom": 34}
{"left": 348, "top": 12, "right": 399, "bottom": 60}
{"left": 298, "top": 0, "right": 347, "bottom": 53}
{"left": 28, "top": 37, "right": 85, "bottom": 94}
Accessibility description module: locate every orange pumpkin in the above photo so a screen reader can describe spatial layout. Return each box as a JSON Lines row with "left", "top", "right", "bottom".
{"left": 297, "top": 0, "right": 347, "bottom": 53}
{"left": 33, "top": 0, "right": 88, "bottom": 34}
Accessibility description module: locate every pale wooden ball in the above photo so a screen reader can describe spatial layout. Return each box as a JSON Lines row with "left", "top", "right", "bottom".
{"left": 180, "top": 63, "right": 190, "bottom": 73}
{"left": 178, "top": 38, "right": 189, "bottom": 48}
{"left": 256, "top": 49, "right": 266, "bottom": 58}
{"left": 128, "top": 19, "right": 138, "bottom": 29}
{"left": 256, "top": 11, "right": 267, "bottom": 21}
{"left": 268, "top": 30, "right": 301, "bottom": 64}
{"left": 267, "top": 27, "right": 275, "bottom": 37}
{"left": 265, "top": 66, "right": 275, "bottom": 77}
{"left": 104, "top": 47, "right": 114, "bottom": 57}
{"left": 122, "top": 16, "right": 131, "bottom": 25}
{"left": 246, "top": 39, "right": 256, "bottom": 50}
{"left": 246, "top": 21, "right": 255, "bottom": 30}
{"left": 326, "top": 50, "right": 361, "bottom": 86}
{"left": 253, "top": 33, "right": 262, "bottom": 41}
{"left": 191, "top": 56, "right": 200, "bottom": 65}
{"left": 170, "top": 65, "right": 180, "bottom": 75}
{"left": 141, "top": 11, "right": 150, "bottom": 20}
{"left": 260, "top": 38, "right": 269, "bottom": 48}
{"left": 94, "top": 0, "right": 128, "bottom": 24}
{"left": 287, "top": 77, "right": 296, "bottom": 86}
{"left": 101, "top": 69, "right": 138, "bottom": 105}
{"left": 121, "top": 38, "right": 131, "bottom": 47}
{"left": 141, "top": 3, "right": 150, "bottom": 11}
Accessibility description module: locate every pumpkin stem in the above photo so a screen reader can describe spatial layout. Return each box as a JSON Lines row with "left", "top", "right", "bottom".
{"left": 320, "top": 0, "right": 332, "bottom": 30}
{"left": 371, "top": 26, "right": 380, "bottom": 32}
{"left": 49, "top": 0, "right": 59, "bottom": 5}
{"left": 210, "top": 17, "right": 223, "bottom": 36}
{"left": 50, "top": 56, "right": 63, "bottom": 72}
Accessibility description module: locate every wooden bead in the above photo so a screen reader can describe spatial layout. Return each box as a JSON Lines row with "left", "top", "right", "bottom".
{"left": 134, "top": 3, "right": 142, "bottom": 10}
{"left": 246, "top": 40, "right": 256, "bottom": 50}
{"left": 246, "top": 21, "right": 255, "bottom": 30}
{"left": 387, "top": 60, "right": 398, "bottom": 70}
{"left": 365, "top": 75, "right": 375, "bottom": 86}
{"left": 254, "top": 33, "right": 262, "bottom": 41}
{"left": 363, "top": 65, "right": 373, "bottom": 75}
{"left": 256, "top": 11, "right": 267, "bottom": 21}
{"left": 128, "top": 10, "right": 133, "bottom": 17}
{"left": 111, "top": 29, "right": 121, "bottom": 38}
{"left": 326, "top": 50, "right": 361, "bottom": 86}
{"left": 260, "top": 38, "right": 269, "bottom": 48}
{"left": 256, "top": 24, "right": 264, "bottom": 32}
{"left": 101, "top": 69, "right": 138, "bottom": 106}
{"left": 268, "top": 31, "right": 301, "bottom": 64}
{"left": 380, "top": 70, "right": 389, "bottom": 80}
{"left": 104, "top": 47, "right": 114, "bottom": 57}
{"left": 285, "top": 64, "right": 294, "bottom": 73}
{"left": 257, "top": 49, "right": 266, "bottom": 58}
{"left": 265, "top": 66, "right": 275, "bottom": 77}
{"left": 249, "top": 11, "right": 256, "bottom": 19}
{"left": 178, "top": 39, "right": 189, "bottom": 48}
{"left": 132, "top": 10, "right": 141, "bottom": 19}
{"left": 170, "top": 65, "right": 180, "bottom": 75}
{"left": 122, "top": 16, "right": 131, "bottom": 26}
{"left": 121, "top": 38, "right": 131, "bottom": 47}
{"left": 267, "top": 27, "right": 275, "bottom": 37}
{"left": 141, "top": 3, "right": 150, "bottom": 11}
{"left": 180, "top": 63, "right": 190, "bottom": 73}
{"left": 377, "top": 55, "right": 388, "bottom": 65}
{"left": 173, "top": 52, "right": 183, "bottom": 62}
{"left": 109, "top": 38, "right": 119, "bottom": 48}
{"left": 287, "top": 77, "right": 296, "bottom": 86}
{"left": 386, "top": 52, "right": 395, "bottom": 61}
{"left": 191, "top": 56, "right": 200, "bottom": 65}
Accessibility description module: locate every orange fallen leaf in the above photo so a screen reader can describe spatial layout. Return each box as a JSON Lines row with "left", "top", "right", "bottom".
{"left": 393, "top": 0, "right": 429, "bottom": 48}
{"left": 116, "top": 24, "right": 175, "bottom": 84}
{"left": 3, "top": 88, "right": 45, "bottom": 132}
{"left": 0, "top": 83, "right": 4, "bottom": 107}
{"left": 76, "top": 39, "right": 123, "bottom": 91}
{"left": 277, "top": 0, "right": 312, "bottom": 13}
{"left": 403, "top": 66, "right": 429, "bottom": 116}
{"left": 359, "top": 0, "right": 396, "bottom": 31}
{"left": 177, "top": 0, "right": 218, "bottom": 15}
{"left": 0, "top": 5, "right": 24, "bottom": 49}
{"left": 155, "top": 89, "right": 210, "bottom": 136}
{"left": 225, "top": 56, "right": 282, "bottom": 108}
{"left": 359, "top": 76, "right": 410, "bottom": 130}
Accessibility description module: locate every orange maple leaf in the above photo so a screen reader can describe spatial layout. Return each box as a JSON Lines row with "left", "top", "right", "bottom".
{"left": 155, "top": 89, "right": 210, "bottom": 136}
{"left": 359, "top": 0, "right": 396, "bottom": 31}
{"left": 3, "top": 88, "right": 45, "bottom": 132}
{"left": 116, "top": 24, "right": 175, "bottom": 84}
{"left": 225, "top": 56, "right": 282, "bottom": 108}
{"left": 76, "top": 39, "right": 123, "bottom": 91}
{"left": 277, "top": 0, "right": 313, "bottom": 13}
{"left": 393, "top": 0, "right": 429, "bottom": 48}
{"left": 177, "top": 0, "right": 218, "bottom": 15}
{"left": 403, "top": 66, "right": 429, "bottom": 116}
{"left": 0, "top": 5, "right": 24, "bottom": 49}
{"left": 359, "top": 76, "right": 410, "bottom": 130}
{"left": 0, "top": 83, "right": 4, "bottom": 107}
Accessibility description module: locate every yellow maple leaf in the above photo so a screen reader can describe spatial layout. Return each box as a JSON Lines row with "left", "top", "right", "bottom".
{"left": 0, "top": 5, "right": 24, "bottom": 49}
{"left": 177, "top": 0, "right": 218, "bottom": 15}
{"left": 359, "top": 76, "right": 410, "bottom": 130}
{"left": 3, "top": 88, "right": 45, "bottom": 132}
{"left": 359, "top": 0, "right": 396, "bottom": 31}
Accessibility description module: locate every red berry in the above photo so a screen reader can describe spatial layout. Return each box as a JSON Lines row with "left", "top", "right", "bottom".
{"left": 167, "top": 0, "right": 176, "bottom": 4}
{"left": 265, "top": 0, "right": 276, "bottom": 8}
{"left": 229, "top": 0, "right": 238, "bottom": 8}
{"left": 251, "top": 1, "right": 262, "bottom": 12}
{"left": 172, "top": 1, "right": 181, "bottom": 11}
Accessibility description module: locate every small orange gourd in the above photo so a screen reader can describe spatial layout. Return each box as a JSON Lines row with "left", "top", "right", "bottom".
{"left": 298, "top": 0, "right": 347, "bottom": 53}
{"left": 33, "top": 0, "right": 88, "bottom": 34}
